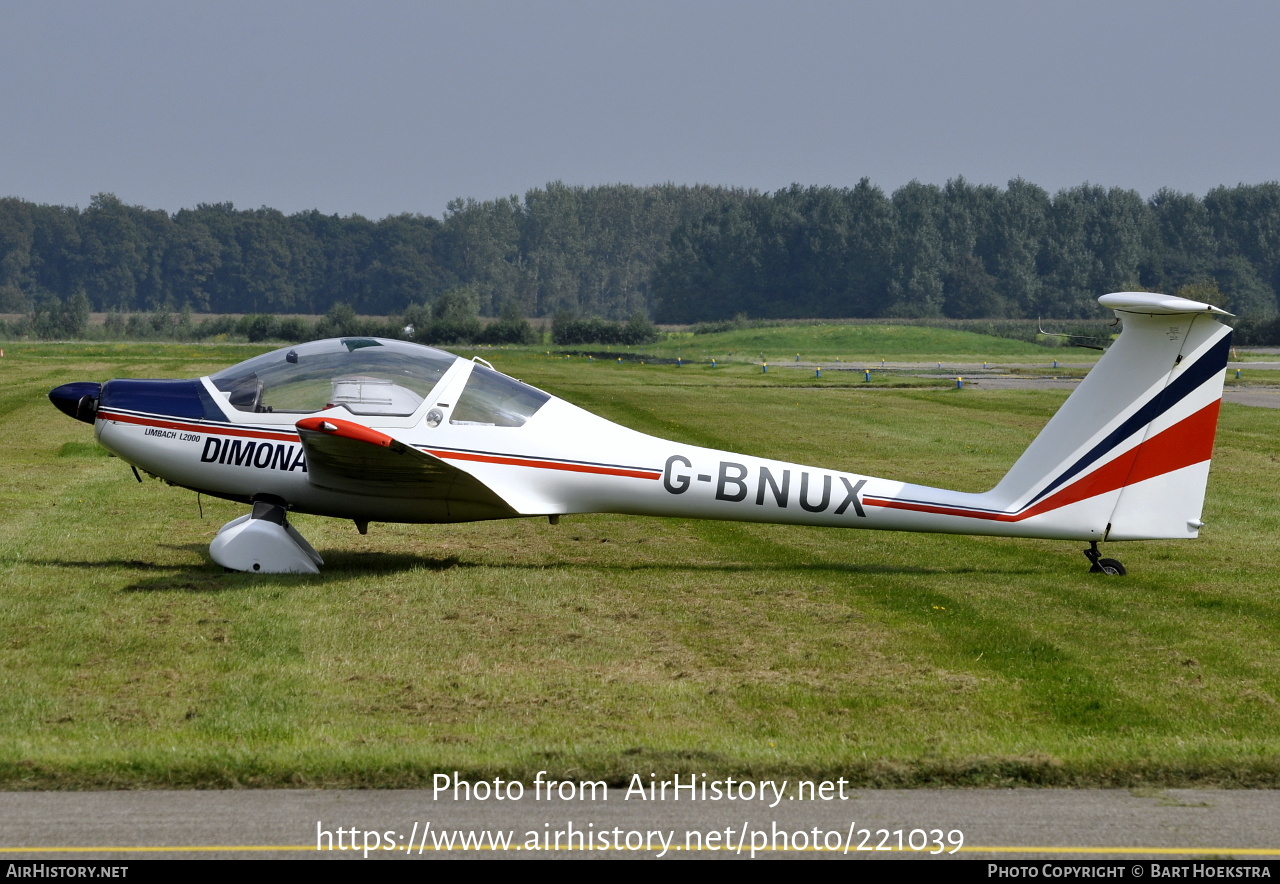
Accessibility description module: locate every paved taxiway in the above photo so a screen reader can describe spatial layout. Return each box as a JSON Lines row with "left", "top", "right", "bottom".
{"left": 790, "top": 359, "right": 1280, "bottom": 408}
{"left": 2, "top": 789, "right": 1277, "bottom": 859}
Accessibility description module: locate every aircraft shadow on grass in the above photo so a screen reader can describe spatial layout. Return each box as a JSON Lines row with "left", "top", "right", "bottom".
{"left": 28, "top": 549, "right": 1032, "bottom": 593}
{"left": 152, "top": 552, "right": 1027, "bottom": 591}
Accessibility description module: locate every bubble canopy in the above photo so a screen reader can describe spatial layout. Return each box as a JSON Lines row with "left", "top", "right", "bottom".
{"left": 208, "top": 337, "right": 458, "bottom": 416}
{"left": 207, "top": 337, "right": 552, "bottom": 426}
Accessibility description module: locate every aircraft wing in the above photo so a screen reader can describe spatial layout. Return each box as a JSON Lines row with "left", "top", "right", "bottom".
{"left": 295, "top": 417, "right": 517, "bottom": 516}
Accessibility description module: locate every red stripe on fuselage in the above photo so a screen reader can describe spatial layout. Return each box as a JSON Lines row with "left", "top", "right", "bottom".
{"left": 97, "top": 410, "right": 298, "bottom": 442}
{"left": 424, "top": 448, "right": 661, "bottom": 480}
{"left": 865, "top": 400, "right": 1222, "bottom": 522}
{"left": 98, "top": 410, "right": 660, "bottom": 479}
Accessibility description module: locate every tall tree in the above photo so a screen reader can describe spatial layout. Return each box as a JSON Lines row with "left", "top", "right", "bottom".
{"left": 887, "top": 181, "right": 946, "bottom": 317}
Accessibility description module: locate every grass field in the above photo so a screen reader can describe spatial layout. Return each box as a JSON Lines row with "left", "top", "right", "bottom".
{"left": 2, "top": 337, "right": 1279, "bottom": 789}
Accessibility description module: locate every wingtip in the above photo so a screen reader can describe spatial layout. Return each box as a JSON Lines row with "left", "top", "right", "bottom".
{"left": 296, "top": 416, "right": 395, "bottom": 447}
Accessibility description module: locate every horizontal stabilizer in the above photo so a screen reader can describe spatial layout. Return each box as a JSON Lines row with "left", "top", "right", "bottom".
{"left": 1097, "top": 291, "right": 1232, "bottom": 317}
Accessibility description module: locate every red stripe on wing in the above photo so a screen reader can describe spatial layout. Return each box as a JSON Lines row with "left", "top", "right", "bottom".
{"left": 295, "top": 417, "right": 396, "bottom": 448}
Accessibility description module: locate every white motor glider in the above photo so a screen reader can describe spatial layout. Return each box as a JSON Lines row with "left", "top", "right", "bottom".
{"left": 49, "top": 292, "right": 1232, "bottom": 575}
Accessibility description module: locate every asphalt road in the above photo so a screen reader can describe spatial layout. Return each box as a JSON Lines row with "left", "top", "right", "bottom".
{"left": 791, "top": 360, "right": 1280, "bottom": 407}
{"left": 1, "top": 788, "right": 1277, "bottom": 860}
{"left": 954, "top": 376, "right": 1280, "bottom": 407}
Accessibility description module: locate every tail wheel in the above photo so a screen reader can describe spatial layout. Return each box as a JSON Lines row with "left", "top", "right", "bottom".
{"left": 1083, "top": 542, "right": 1126, "bottom": 576}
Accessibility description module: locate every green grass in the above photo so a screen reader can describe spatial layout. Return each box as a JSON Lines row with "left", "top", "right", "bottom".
{"left": 2, "top": 338, "right": 1279, "bottom": 789}
{"left": 1225, "top": 368, "right": 1280, "bottom": 387}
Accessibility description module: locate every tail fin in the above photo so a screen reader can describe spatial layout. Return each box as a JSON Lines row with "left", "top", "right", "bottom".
{"left": 990, "top": 292, "right": 1233, "bottom": 541}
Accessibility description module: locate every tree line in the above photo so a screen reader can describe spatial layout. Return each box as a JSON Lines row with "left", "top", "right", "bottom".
{"left": 2, "top": 179, "right": 1280, "bottom": 331}
{"left": 654, "top": 180, "right": 1280, "bottom": 322}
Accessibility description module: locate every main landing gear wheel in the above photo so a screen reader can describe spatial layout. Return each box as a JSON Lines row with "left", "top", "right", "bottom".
{"left": 1082, "top": 542, "right": 1126, "bottom": 576}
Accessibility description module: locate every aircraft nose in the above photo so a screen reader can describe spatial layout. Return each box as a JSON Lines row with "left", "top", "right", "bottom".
{"left": 49, "top": 382, "right": 101, "bottom": 423}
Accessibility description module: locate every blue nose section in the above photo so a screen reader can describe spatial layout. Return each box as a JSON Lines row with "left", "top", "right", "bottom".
{"left": 49, "top": 382, "right": 101, "bottom": 423}
{"left": 98, "top": 378, "right": 229, "bottom": 421}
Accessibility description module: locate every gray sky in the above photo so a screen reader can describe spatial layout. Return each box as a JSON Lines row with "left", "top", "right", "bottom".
{"left": 1, "top": 0, "right": 1277, "bottom": 219}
